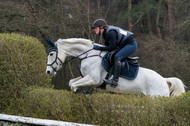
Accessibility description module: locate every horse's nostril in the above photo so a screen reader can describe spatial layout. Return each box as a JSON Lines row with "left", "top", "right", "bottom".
{"left": 47, "top": 71, "right": 50, "bottom": 74}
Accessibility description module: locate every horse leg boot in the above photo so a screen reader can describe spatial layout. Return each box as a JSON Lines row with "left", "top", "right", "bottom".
{"left": 104, "top": 58, "right": 121, "bottom": 87}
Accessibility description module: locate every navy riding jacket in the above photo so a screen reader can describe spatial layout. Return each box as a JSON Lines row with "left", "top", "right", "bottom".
{"left": 97, "top": 26, "right": 134, "bottom": 51}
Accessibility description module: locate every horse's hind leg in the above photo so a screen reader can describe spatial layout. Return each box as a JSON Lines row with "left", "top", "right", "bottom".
{"left": 70, "top": 74, "right": 96, "bottom": 92}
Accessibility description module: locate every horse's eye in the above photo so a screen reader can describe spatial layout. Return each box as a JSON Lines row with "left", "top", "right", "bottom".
{"left": 50, "top": 53, "right": 53, "bottom": 56}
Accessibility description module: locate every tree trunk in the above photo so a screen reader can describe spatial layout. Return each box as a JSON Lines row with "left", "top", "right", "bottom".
{"left": 156, "top": 0, "right": 162, "bottom": 39}
{"left": 168, "top": 0, "right": 173, "bottom": 38}
{"left": 146, "top": 0, "right": 152, "bottom": 34}
{"left": 147, "top": 12, "right": 152, "bottom": 35}
{"left": 162, "top": 1, "right": 168, "bottom": 38}
{"left": 97, "top": 0, "right": 101, "bottom": 17}
{"left": 128, "top": 0, "right": 132, "bottom": 31}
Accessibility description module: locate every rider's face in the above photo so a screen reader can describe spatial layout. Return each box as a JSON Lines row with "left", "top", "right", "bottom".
{"left": 94, "top": 27, "right": 100, "bottom": 35}
{"left": 94, "top": 26, "right": 104, "bottom": 35}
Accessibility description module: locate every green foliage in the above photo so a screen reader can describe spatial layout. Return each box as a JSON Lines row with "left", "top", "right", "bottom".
{"left": 114, "top": 0, "right": 160, "bottom": 28}
{"left": 4, "top": 88, "right": 190, "bottom": 125}
{"left": 0, "top": 33, "right": 52, "bottom": 111}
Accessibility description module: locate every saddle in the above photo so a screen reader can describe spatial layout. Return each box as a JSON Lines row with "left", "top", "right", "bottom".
{"left": 102, "top": 51, "right": 140, "bottom": 80}
{"left": 106, "top": 50, "right": 139, "bottom": 68}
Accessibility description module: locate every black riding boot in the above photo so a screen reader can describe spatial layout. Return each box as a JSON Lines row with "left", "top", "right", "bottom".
{"left": 104, "top": 58, "right": 121, "bottom": 87}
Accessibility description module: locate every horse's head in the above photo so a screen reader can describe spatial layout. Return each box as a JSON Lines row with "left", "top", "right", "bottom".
{"left": 46, "top": 39, "right": 67, "bottom": 75}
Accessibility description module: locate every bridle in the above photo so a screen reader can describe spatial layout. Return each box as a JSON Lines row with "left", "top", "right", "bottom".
{"left": 47, "top": 47, "right": 102, "bottom": 72}
{"left": 47, "top": 49, "right": 63, "bottom": 72}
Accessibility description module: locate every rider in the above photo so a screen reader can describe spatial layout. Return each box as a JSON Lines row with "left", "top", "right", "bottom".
{"left": 91, "top": 19, "right": 138, "bottom": 87}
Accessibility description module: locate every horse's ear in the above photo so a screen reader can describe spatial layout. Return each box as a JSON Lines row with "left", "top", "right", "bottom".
{"left": 46, "top": 38, "right": 55, "bottom": 47}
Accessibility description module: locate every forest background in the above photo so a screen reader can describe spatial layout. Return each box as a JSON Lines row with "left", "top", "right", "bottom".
{"left": 0, "top": 0, "right": 189, "bottom": 90}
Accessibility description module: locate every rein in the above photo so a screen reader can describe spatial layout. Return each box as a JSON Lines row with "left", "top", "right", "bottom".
{"left": 63, "top": 48, "right": 94, "bottom": 64}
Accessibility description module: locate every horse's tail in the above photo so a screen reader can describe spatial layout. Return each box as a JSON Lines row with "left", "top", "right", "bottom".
{"left": 165, "top": 77, "right": 186, "bottom": 96}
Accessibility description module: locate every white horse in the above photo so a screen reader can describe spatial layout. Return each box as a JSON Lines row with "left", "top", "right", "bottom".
{"left": 46, "top": 38, "right": 186, "bottom": 96}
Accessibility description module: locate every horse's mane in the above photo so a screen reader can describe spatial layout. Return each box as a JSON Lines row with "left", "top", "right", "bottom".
{"left": 56, "top": 38, "right": 93, "bottom": 48}
{"left": 55, "top": 38, "right": 94, "bottom": 56}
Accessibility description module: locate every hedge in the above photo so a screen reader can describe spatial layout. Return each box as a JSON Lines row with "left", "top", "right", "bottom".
{"left": 0, "top": 33, "right": 52, "bottom": 111}
{"left": 4, "top": 88, "right": 190, "bottom": 126}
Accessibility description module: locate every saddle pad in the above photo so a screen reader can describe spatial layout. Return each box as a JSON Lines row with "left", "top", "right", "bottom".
{"left": 102, "top": 53, "right": 139, "bottom": 80}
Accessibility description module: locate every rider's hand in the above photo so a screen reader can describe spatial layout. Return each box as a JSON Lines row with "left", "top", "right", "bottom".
{"left": 93, "top": 45, "right": 100, "bottom": 50}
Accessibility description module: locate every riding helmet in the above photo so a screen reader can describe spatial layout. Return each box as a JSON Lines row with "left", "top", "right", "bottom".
{"left": 91, "top": 19, "right": 108, "bottom": 29}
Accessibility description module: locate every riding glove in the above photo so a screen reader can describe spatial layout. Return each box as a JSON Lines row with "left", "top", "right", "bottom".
{"left": 93, "top": 45, "right": 100, "bottom": 50}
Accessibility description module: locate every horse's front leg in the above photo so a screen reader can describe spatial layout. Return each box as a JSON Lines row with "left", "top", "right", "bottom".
{"left": 70, "top": 74, "right": 96, "bottom": 92}
{"left": 69, "top": 76, "right": 82, "bottom": 87}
